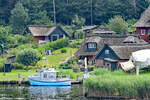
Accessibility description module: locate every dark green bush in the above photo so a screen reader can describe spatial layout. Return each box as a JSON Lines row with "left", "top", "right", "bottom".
{"left": 11, "top": 62, "right": 25, "bottom": 69}
{"left": 61, "top": 49, "right": 67, "bottom": 53}
{"left": 38, "top": 38, "right": 69, "bottom": 54}
{"left": 16, "top": 48, "right": 40, "bottom": 66}
{"left": 32, "top": 43, "right": 39, "bottom": 49}
{"left": 147, "top": 35, "right": 150, "bottom": 40}
{"left": 48, "top": 38, "right": 69, "bottom": 50}
{"left": 16, "top": 35, "right": 33, "bottom": 44}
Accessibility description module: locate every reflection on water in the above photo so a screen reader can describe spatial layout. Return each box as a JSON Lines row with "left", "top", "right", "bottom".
{"left": 0, "top": 85, "right": 89, "bottom": 100}
{"left": 29, "top": 86, "right": 71, "bottom": 99}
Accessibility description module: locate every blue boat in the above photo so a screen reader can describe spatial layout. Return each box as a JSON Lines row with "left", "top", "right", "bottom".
{"left": 28, "top": 68, "right": 71, "bottom": 86}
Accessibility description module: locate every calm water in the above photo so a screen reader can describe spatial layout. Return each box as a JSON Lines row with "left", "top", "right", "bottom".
{"left": 0, "top": 85, "right": 91, "bottom": 100}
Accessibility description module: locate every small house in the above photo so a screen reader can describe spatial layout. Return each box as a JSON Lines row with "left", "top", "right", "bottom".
{"left": 28, "top": 25, "right": 70, "bottom": 43}
{"left": 75, "top": 36, "right": 102, "bottom": 64}
{"left": 75, "top": 34, "right": 128, "bottom": 64}
{"left": 133, "top": 5, "right": 150, "bottom": 42}
{"left": 75, "top": 34, "right": 147, "bottom": 68}
{"left": 95, "top": 44, "right": 150, "bottom": 71}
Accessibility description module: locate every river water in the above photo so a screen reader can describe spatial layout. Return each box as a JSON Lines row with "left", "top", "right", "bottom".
{"left": 0, "top": 85, "right": 93, "bottom": 100}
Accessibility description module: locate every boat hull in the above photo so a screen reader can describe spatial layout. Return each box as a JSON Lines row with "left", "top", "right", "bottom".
{"left": 29, "top": 78, "right": 71, "bottom": 86}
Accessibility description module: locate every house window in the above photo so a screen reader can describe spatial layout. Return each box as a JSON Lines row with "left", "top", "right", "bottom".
{"left": 141, "top": 29, "right": 146, "bottom": 35}
{"left": 105, "top": 50, "right": 109, "bottom": 54}
{"left": 87, "top": 43, "right": 97, "bottom": 50}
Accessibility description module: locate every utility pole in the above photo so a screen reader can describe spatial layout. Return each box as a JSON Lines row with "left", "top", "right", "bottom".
{"left": 53, "top": 0, "right": 56, "bottom": 25}
{"left": 90, "top": 0, "right": 93, "bottom": 25}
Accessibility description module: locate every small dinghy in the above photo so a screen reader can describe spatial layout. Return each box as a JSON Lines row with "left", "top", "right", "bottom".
{"left": 28, "top": 68, "right": 71, "bottom": 86}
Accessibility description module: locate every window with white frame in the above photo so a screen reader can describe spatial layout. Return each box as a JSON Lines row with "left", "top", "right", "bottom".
{"left": 141, "top": 29, "right": 146, "bottom": 35}
{"left": 105, "top": 50, "right": 109, "bottom": 54}
{"left": 87, "top": 43, "right": 97, "bottom": 50}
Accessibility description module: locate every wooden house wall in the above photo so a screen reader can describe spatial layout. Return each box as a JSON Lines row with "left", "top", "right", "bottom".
{"left": 34, "top": 36, "right": 45, "bottom": 43}
{"left": 95, "top": 45, "right": 119, "bottom": 71}
{"left": 95, "top": 45, "right": 119, "bottom": 60}
{"left": 50, "top": 27, "right": 68, "bottom": 41}
{"left": 136, "top": 27, "right": 150, "bottom": 42}
{"left": 96, "top": 59, "right": 104, "bottom": 67}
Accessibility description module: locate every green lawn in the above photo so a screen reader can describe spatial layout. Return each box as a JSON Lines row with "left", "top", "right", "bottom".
{"left": 0, "top": 70, "right": 36, "bottom": 81}
{"left": 0, "top": 69, "right": 83, "bottom": 81}
{"left": 37, "top": 47, "right": 78, "bottom": 67}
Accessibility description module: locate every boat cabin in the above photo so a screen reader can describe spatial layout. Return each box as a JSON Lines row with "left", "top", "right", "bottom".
{"left": 40, "top": 68, "right": 58, "bottom": 80}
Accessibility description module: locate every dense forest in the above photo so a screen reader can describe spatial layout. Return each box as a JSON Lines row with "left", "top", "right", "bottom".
{"left": 0, "top": 0, "right": 149, "bottom": 36}
{"left": 0, "top": 0, "right": 149, "bottom": 26}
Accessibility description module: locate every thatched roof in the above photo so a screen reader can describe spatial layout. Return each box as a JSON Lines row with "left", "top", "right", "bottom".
{"left": 133, "top": 5, "right": 150, "bottom": 27}
{"left": 82, "top": 25, "right": 99, "bottom": 31}
{"left": 28, "top": 25, "right": 70, "bottom": 37}
{"left": 74, "top": 36, "right": 103, "bottom": 56}
{"left": 123, "top": 36, "right": 147, "bottom": 44}
{"left": 93, "top": 27, "right": 116, "bottom": 34}
{"left": 75, "top": 34, "right": 148, "bottom": 57}
{"left": 109, "top": 44, "right": 150, "bottom": 59}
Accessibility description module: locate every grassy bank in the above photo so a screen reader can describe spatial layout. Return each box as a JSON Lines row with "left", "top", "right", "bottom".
{"left": 83, "top": 68, "right": 150, "bottom": 99}
{"left": 0, "top": 70, "right": 36, "bottom": 81}
{"left": 0, "top": 69, "right": 82, "bottom": 81}
{"left": 37, "top": 47, "right": 78, "bottom": 67}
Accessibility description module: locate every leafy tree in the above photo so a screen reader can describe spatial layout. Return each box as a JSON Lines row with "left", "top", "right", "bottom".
{"left": 0, "top": 26, "right": 9, "bottom": 44}
{"left": 127, "top": 18, "right": 138, "bottom": 32}
{"left": 33, "top": 10, "right": 53, "bottom": 25}
{"left": 73, "top": 15, "right": 85, "bottom": 29}
{"left": 20, "top": 0, "right": 49, "bottom": 24}
{"left": 0, "top": 26, "right": 11, "bottom": 52}
{"left": 9, "top": 2, "right": 29, "bottom": 34}
{"left": 16, "top": 48, "right": 40, "bottom": 69}
{"left": 107, "top": 16, "right": 128, "bottom": 34}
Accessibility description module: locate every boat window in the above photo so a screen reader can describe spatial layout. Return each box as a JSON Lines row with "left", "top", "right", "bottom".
{"left": 43, "top": 73, "right": 47, "bottom": 78}
{"left": 49, "top": 75, "right": 54, "bottom": 79}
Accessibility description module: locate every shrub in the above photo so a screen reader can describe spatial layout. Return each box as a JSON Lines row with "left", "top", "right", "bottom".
{"left": 11, "top": 62, "right": 25, "bottom": 69}
{"left": 38, "top": 38, "right": 69, "bottom": 54}
{"left": 147, "top": 35, "right": 150, "bottom": 40}
{"left": 61, "top": 49, "right": 67, "bottom": 53}
{"left": 69, "top": 39, "right": 83, "bottom": 48}
{"left": 48, "top": 38, "right": 69, "bottom": 50}
{"left": 15, "top": 35, "right": 33, "bottom": 44}
{"left": 16, "top": 48, "right": 40, "bottom": 67}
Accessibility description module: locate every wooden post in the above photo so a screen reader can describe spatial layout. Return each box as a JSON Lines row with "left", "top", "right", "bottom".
{"left": 76, "top": 75, "right": 79, "bottom": 81}
{"left": 18, "top": 73, "right": 21, "bottom": 85}
{"left": 136, "top": 66, "right": 139, "bottom": 76}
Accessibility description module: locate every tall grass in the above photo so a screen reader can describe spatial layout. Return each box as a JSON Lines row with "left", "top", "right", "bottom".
{"left": 57, "top": 69, "right": 83, "bottom": 80}
{"left": 84, "top": 68, "right": 150, "bottom": 98}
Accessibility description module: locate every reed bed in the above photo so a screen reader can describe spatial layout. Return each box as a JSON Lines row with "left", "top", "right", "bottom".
{"left": 84, "top": 68, "right": 150, "bottom": 98}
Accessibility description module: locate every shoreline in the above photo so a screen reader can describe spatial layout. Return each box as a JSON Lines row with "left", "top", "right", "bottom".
{"left": 0, "top": 80, "right": 82, "bottom": 85}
